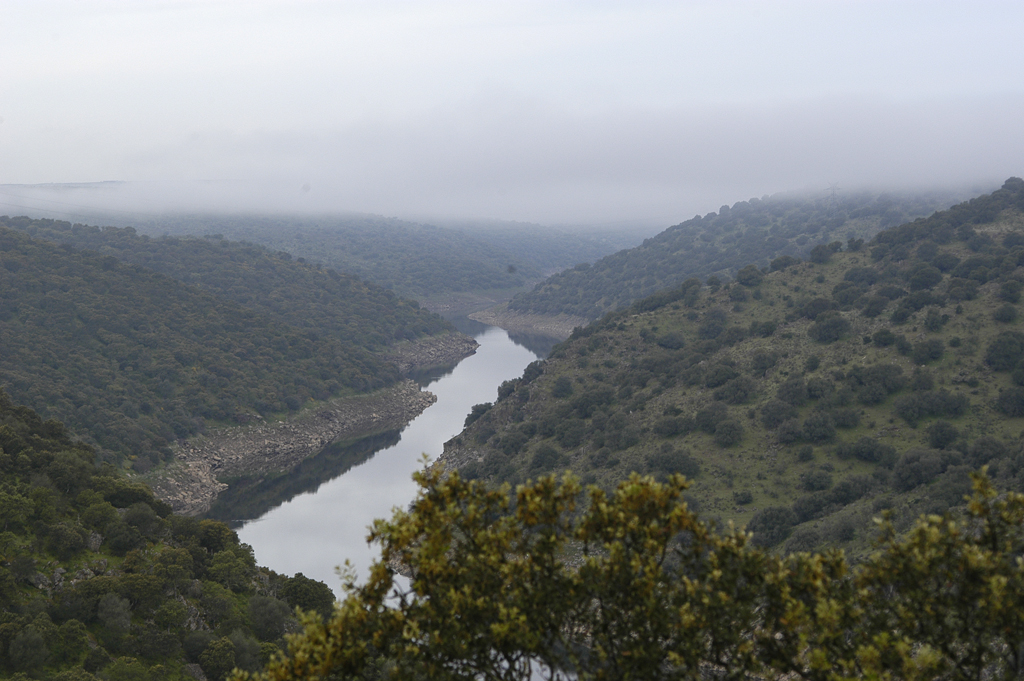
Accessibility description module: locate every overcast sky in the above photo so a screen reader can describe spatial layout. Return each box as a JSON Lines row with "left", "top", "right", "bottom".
{"left": 1, "top": 1, "right": 1022, "bottom": 226}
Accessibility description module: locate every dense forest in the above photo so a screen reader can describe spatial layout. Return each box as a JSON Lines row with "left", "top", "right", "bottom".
{"left": 507, "top": 187, "right": 977, "bottom": 320}
{"left": 0, "top": 388, "right": 337, "bottom": 680}
{"left": 1, "top": 216, "right": 452, "bottom": 350}
{"left": 67, "top": 213, "right": 637, "bottom": 304}
{"left": 448, "top": 178, "right": 1024, "bottom": 558}
{"left": 0, "top": 220, "right": 454, "bottom": 469}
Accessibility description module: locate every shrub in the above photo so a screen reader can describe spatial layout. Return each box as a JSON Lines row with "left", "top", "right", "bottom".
{"left": 911, "top": 339, "right": 944, "bottom": 364}
{"left": 735, "top": 264, "right": 764, "bottom": 286}
{"left": 808, "top": 312, "right": 850, "bottom": 343}
{"left": 986, "top": 331, "right": 1024, "bottom": 371}
{"left": 872, "top": 329, "right": 896, "bottom": 346}
{"left": 802, "top": 412, "right": 837, "bottom": 443}
{"left": 713, "top": 376, "right": 756, "bottom": 404}
{"left": 747, "top": 506, "right": 797, "bottom": 547}
{"left": 801, "top": 470, "right": 833, "bottom": 491}
{"left": 893, "top": 449, "right": 951, "bottom": 491}
{"left": 835, "top": 437, "right": 897, "bottom": 466}
{"left": 550, "top": 376, "right": 574, "bottom": 398}
{"left": 993, "top": 304, "right": 1019, "bottom": 323}
{"left": 777, "top": 378, "right": 809, "bottom": 406}
{"left": 695, "top": 403, "right": 729, "bottom": 434}
{"left": 713, "top": 419, "right": 744, "bottom": 447}
{"left": 647, "top": 447, "right": 701, "bottom": 478}
{"left": 761, "top": 400, "right": 798, "bottom": 429}
{"left": 927, "top": 421, "right": 960, "bottom": 449}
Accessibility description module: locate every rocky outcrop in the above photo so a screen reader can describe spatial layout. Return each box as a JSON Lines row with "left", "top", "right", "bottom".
{"left": 146, "top": 380, "right": 438, "bottom": 516}
{"left": 385, "top": 332, "right": 479, "bottom": 375}
{"left": 468, "top": 304, "right": 587, "bottom": 341}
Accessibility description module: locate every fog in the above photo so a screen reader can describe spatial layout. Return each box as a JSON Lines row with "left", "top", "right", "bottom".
{"left": 1, "top": 2, "right": 1021, "bottom": 227}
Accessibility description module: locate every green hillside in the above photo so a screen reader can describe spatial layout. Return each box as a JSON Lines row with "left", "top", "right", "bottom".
{"left": 0, "top": 223, "right": 444, "bottom": 469}
{"left": 1, "top": 216, "right": 452, "bottom": 349}
{"left": 507, "top": 187, "right": 975, "bottom": 320}
{"left": 445, "top": 178, "right": 1024, "bottom": 558}
{"left": 71, "top": 213, "right": 634, "bottom": 303}
{"left": 0, "top": 389, "right": 335, "bottom": 680}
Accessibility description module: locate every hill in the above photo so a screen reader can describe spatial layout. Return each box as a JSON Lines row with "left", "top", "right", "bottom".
{"left": 0, "top": 221, "right": 458, "bottom": 470}
{"left": 0, "top": 388, "right": 335, "bottom": 680}
{"left": 63, "top": 212, "right": 638, "bottom": 309}
{"left": 440, "top": 178, "right": 1024, "bottom": 558}
{"left": 1, "top": 216, "right": 452, "bottom": 350}
{"left": 505, "top": 187, "right": 976, "bottom": 322}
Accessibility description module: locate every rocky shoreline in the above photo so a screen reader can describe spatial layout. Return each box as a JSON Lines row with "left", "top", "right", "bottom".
{"left": 145, "top": 332, "right": 479, "bottom": 516}
{"left": 384, "top": 331, "right": 480, "bottom": 375}
{"left": 468, "top": 304, "right": 588, "bottom": 341}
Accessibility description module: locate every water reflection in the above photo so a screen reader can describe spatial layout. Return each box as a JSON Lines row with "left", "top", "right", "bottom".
{"left": 238, "top": 325, "right": 541, "bottom": 595}
{"left": 204, "top": 430, "right": 402, "bottom": 528}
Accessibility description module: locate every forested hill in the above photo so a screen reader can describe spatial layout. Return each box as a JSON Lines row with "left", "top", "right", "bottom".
{"left": 507, "top": 187, "right": 976, "bottom": 320}
{"left": 68, "top": 212, "right": 635, "bottom": 303}
{"left": 1, "top": 216, "right": 452, "bottom": 349}
{"left": 446, "top": 178, "right": 1024, "bottom": 558}
{"left": 0, "top": 225, "right": 411, "bottom": 469}
{"left": 0, "top": 388, "right": 335, "bottom": 680}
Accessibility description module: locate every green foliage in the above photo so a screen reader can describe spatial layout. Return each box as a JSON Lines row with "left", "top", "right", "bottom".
{"left": 0, "top": 390, "right": 334, "bottom": 680}
{"left": 0, "top": 223, "right": 449, "bottom": 464}
{"left": 508, "top": 189, "right": 964, "bottom": 320}
{"left": 247, "top": 470, "right": 1024, "bottom": 681}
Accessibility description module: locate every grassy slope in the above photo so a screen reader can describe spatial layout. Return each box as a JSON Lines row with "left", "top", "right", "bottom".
{"left": 448, "top": 179, "right": 1024, "bottom": 560}
{"left": 507, "top": 187, "right": 977, "bottom": 320}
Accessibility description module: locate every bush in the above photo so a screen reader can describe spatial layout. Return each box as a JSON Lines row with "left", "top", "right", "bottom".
{"left": 927, "top": 421, "right": 960, "bottom": 449}
{"left": 911, "top": 339, "right": 944, "bottom": 364}
{"left": 735, "top": 264, "right": 764, "bottom": 287}
{"left": 713, "top": 419, "right": 744, "bottom": 447}
{"left": 801, "top": 469, "right": 833, "bottom": 491}
{"left": 893, "top": 449, "right": 951, "bottom": 491}
{"left": 986, "top": 331, "right": 1024, "bottom": 371}
{"left": 872, "top": 329, "right": 896, "bottom": 346}
{"left": 777, "top": 378, "right": 808, "bottom": 406}
{"left": 995, "top": 387, "right": 1024, "bottom": 417}
{"left": 530, "top": 444, "right": 567, "bottom": 472}
{"left": 646, "top": 448, "right": 701, "bottom": 478}
{"left": 993, "top": 304, "right": 1019, "bottom": 323}
{"left": 761, "top": 400, "right": 797, "bottom": 429}
{"left": 747, "top": 506, "right": 797, "bottom": 547}
{"left": 835, "top": 437, "right": 897, "bottom": 466}
{"left": 695, "top": 403, "right": 729, "bottom": 434}
{"left": 550, "top": 376, "right": 574, "bottom": 398}
{"left": 894, "top": 389, "right": 969, "bottom": 426}
{"left": 713, "top": 376, "right": 756, "bottom": 404}
{"left": 808, "top": 312, "right": 850, "bottom": 343}
{"left": 802, "top": 412, "right": 837, "bottom": 443}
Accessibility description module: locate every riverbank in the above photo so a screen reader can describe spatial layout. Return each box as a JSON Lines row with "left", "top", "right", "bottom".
{"left": 384, "top": 331, "right": 480, "bottom": 375}
{"left": 144, "top": 380, "right": 438, "bottom": 515}
{"left": 144, "top": 332, "right": 479, "bottom": 516}
{"left": 468, "top": 303, "right": 588, "bottom": 341}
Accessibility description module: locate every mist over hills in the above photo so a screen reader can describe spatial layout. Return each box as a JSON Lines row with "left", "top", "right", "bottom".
{"left": 507, "top": 186, "right": 982, "bottom": 321}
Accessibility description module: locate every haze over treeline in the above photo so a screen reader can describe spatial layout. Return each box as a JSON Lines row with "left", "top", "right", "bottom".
{"left": 1, "top": 2, "right": 1021, "bottom": 226}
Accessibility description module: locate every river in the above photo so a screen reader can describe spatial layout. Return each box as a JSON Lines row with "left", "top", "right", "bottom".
{"left": 236, "top": 321, "right": 545, "bottom": 595}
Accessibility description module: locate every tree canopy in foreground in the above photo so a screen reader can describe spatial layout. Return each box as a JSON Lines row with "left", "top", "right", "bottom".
{"left": 244, "top": 467, "right": 1024, "bottom": 681}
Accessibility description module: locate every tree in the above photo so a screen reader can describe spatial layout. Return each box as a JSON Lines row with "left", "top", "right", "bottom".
{"left": 241, "top": 469, "right": 1024, "bottom": 681}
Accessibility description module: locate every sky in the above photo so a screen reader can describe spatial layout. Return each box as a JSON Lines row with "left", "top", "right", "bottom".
{"left": 1, "top": 0, "right": 1022, "bottom": 227}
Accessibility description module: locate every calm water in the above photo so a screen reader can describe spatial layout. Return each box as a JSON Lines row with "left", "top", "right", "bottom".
{"left": 237, "top": 324, "right": 542, "bottom": 595}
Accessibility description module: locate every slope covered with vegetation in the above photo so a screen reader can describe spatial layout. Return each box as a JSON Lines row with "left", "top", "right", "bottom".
{"left": 253, "top": 467, "right": 1024, "bottom": 681}
{"left": 0, "top": 389, "right": 336, "bottom": 680}
{"left": 507, "top": 187, "right": 975, "bottom": 320}
{"left": 0, "top": 223, "right": 444, "bottom": 469}
{"left": 73, "top": 213, "right": 635, "bottom": 303}
{"left": 447, "top": 178, "right": 1024, "bottom": 558}
{"left": 1, "top": 216, "right": 452, "bottom": 350}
